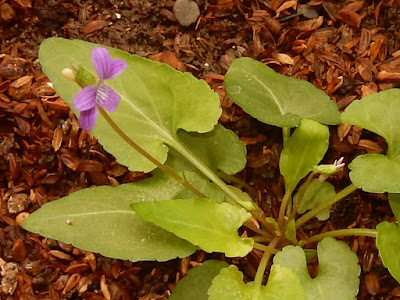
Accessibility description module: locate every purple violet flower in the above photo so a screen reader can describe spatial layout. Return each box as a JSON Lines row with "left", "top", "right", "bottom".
{"left": 73, "top": 47, "right": 127, "bottom": 131}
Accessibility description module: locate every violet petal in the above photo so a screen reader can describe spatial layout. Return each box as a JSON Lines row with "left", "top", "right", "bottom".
{"left": 92, "top": 47, "right": 111, "bottom": 80}
{"left": 73, "top": 85, "right": 97, "bottom": 111}
{"left": 95, "top": 84, "right": 121, "bottom": 112}
{"left": 106, "top": 59, "right": 128, "bottom": 80}
{"left": 79, "top": 107, "right": 98, "bottom": 131}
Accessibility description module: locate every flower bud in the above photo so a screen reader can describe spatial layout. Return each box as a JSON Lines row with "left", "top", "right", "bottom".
{"left": 61, "top": 68, "right": 76, "bottom": 82}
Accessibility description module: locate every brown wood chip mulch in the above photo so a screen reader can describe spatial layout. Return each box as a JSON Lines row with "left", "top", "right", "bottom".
{"left": 2, "top": 0, "right": 400, "bottom": 299}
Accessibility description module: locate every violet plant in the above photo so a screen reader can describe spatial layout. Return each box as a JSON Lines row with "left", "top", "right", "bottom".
{"left": 21, "top": 38, "right": 400, "bottom": 299}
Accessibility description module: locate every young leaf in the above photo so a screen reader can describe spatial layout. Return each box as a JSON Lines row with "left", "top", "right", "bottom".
{"left": 22, "top": 172, "right": 197, "bottom": 262}
{"left": 39, "top": 38, "right": 221, "bottom": 172}
{"left": 341, "top": 89, "right": 400, "bottom": 193}
{"left": 280, "top": 119, "right": 329, "bottom": 192}
{"left": 169, "top": 260, "right": 229, "bottom": 300}
{"left": 208, "top": 264, "right": 304, "bottom": 300}
{"left": 376, "top": 221, "right": 400, "bottom": 283}
{"left": 224, "top": 57, "right": 340, "bottom": 128}
{"left": 132, "top": 198, "right": 254, "bottom": 257}
{"left": 388, "top": 193, "right": 400, "bottom": 221}
{"left": 274, "top": 237, "right": 360, "bottom": 300}
{"left": 294, "top": 179, "right": 336, "bottom": 220}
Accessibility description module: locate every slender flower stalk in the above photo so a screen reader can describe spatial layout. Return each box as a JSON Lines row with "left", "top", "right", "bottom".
{"left": 300, "top": 228, "right": 378, "bottom": 246}
{"left": 296, "top": 183, "right": 358, "bottom": 229}
{"left": 253, "top": 237, "right": 280, "bottom": 288}
{"left": 288, "top": 171, "right": 315, "bottom": 222}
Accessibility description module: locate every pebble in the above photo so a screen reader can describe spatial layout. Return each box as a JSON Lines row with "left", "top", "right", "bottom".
{"left": 173, "top": 0, "right": 200, "bottom": 27}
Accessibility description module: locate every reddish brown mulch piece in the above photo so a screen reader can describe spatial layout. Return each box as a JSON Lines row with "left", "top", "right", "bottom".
{"left": 1, "top": 0, "right": 400, "bottom": 299}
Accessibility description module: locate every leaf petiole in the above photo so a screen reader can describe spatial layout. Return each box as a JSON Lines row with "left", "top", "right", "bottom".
{"left": 295, "top": 183, "right": 358, "bottom": 229}
{"left": 278, "top": 189, "right": 292, "bottom": 227}
{"left": 253, "top": 242, "right": 279, "bottom": 254}
{"left": 300, "top": 228, "right": 378, "bottom": 246}
{"left": 253, "top": 237, "right": 280, "bottom": 288}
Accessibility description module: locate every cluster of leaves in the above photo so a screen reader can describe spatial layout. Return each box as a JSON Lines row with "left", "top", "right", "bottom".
{"left": 21, "top": 38, "right": 400, "bottom": 299}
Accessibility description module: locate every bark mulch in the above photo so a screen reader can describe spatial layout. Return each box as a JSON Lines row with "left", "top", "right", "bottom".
{"left": 1, "top": 0, "right": 400, "bottom": 299}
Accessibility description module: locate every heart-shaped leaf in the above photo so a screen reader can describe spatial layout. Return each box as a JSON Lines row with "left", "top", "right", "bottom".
{"left": 341, "top": 89, "right": 400, "bottom": 193}
{"left": 208, "top": 264, "right": 304, "bottom": 300}
{"left": 22, "top": 172, "right": 197, "bottom": 262}
{"left": 280, "top": 119, "right": 329, "bottom": 192}
{"left": 224, "top": 57, "right": 340, "bottom": 128}
{"left": 376, "top": 221, "right": 400, "bottom": 283}
{"left": 132, "top": 198, "right": 253, "bottom": 257}
{"left": 39, "top": 38, "right": 221, "bottom": 172}
{"left": 170, "top": 260, "right": 229, "bottom": 300}
{"left": 294, "top": 179, "right": 336, "bottom": 220}
{"left": 274, "top": 237, "right": 360, "bottom": 300}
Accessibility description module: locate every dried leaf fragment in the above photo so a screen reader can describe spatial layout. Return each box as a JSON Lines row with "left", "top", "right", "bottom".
{"left": 82, "top": 20, "right": 107, "bottom": 35}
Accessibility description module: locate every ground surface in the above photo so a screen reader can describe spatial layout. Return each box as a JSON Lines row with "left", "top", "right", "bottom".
{"left": 1, "top": 0, "right": 400, "bottom": 299}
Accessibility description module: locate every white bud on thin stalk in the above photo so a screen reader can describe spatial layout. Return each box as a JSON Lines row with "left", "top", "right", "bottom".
{"left": 62, "top": 68, "right": 76, "bottom": 82}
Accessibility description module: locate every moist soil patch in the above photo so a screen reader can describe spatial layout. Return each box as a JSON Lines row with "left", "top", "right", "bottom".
{"left": 1, "top": 0, "right": 400, "bottom": 299}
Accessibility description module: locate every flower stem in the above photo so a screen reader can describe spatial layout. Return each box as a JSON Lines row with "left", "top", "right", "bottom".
{"left": 300, "top": 228, "right": 378, "bottom": 246}
{"left": 217, "top": 171, "right": 254, "bottom": 192}
{"left": 295, "top": 183, "right": 358, "bottom": 229}
{"left": 97, "top": 107, "right": 206, "bottom": 198}
{"left": 288, "top": 171, "right": 315, "bottom": 222}
{"left": 253, "top": 237, "right": 280, "bottom": 288}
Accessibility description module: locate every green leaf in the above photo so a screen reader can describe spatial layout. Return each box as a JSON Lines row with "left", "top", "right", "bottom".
{"left": 224, "top": 57, "right": 340, "bottom": 128}
{"left": 341, "top": 89, "right": 400, "bottom": 193}
{"left": 208, "top": 264, "right": 304, "bottom": 300}
{"left": 389, "top": 193, "right": 400, "bottom": 221}
{"left": 274, "top": 237, "right": 360, "bottom": 300}
{"left": 22, "top": 172, "right": 197, "bottom": 262}
{"left": 39, "top": 38, "right": 221, "bottom": 172}
{"left": 177, "top": 124, "right": 247, "bottom": 175}
{"left": 170, "top": 260, "right": 229, "bottom": 300}
{"left": 376, "top": 221, "right": 400, "bottom": 283}
{"left": 294, "top": 179, "right": 336, "bottom": 221}
{"left": 132, "top": 198, "right": 253, "bottom": 257}
{"left": 280, "top": 119, "right": 329, "bottom": 192}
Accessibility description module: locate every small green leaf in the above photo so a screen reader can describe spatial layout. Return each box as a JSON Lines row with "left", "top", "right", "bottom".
{"left": 294, "top": 179, "right": 336, "bottom": 221}
{"left": 170, "top": 260, "right": 229, "bottom": 300}
{"left": 208, "top": 264, "right": 304, "bottom": 300}
{"left": 22, "top": 172, "right": 197, "bottom": 262}
{"left": 377, "top": 221, "right": 400, "bottom": 283}
{"left": 388, "top": 193, "right": 400, "bottom": 221}
{"left": 224, "top": 57, "right": 340, "bottom": 128}
{"left": 274, "top": 237, "right": 360, "bottom": 300}
{"left": 39, "top": 38, "right": 221, "bottom": 172}
{"left": 342, "top": 89, "right": 400, "bottom": 193}
{"left": 177, "top": 124, "right": 247, "bottom": 175}
{"left": 280, "top": 119, "right": 329, "bottom": 192}
{"left": 285, "top": 220, "right": 298, "bottom": 244}
{"left": 303, "top": 249, "right": 317, "bottom": 262}
{"left": 132, "top": 198, "right": 254, "bottom": 257}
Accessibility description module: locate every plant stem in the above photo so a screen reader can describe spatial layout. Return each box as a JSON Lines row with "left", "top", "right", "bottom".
{"left": 252, "top": 236, "right": 271, "bottom": 243}
{"left": 295, "top": 183, "right": 358, "bottom": 229}
{"left": 288, "top": 171, "right": 315, "bottom": 222}
{"left": 97, "top": 107, "right": 206, "bottom": 198}
{"left": 282, "top": 127, "right": 291, "bottom": 146}
{"left": 253, "top": 242, "right": 279, "bottom": 254}
{"left": 278, "top": 190, "right": 292, "bottom": 227}
{"left": 245, "top": 221, "right": 274, "bottom": 239}
{"left": 253, "top": 237, "right": 280, "bottom": 288}
{"left": 301, "top": 228, "right": 378, "bottom": 246}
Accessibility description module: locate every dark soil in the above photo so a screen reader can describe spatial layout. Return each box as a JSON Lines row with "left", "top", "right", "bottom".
{"left": 1, "top": 0, "right": 400, "bottom": 299}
